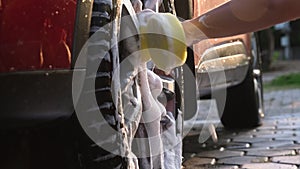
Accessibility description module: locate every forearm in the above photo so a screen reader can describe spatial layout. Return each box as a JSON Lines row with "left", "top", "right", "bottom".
{"left": 183, "top": 0, "right": 300, "bottom": 45}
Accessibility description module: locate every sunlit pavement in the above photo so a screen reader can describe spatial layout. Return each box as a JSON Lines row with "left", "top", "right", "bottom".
{"left": 182, "top": 88, "right": 300, "bottom": 168}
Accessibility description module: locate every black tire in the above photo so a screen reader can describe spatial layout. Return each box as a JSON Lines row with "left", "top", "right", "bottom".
{"left": 215, "top": 33, "right": 264, "bottom": 129}
{"left": 74, "top": 1, "right": 134, "bottom": 168}
{"left": 216, "top": 66, "right": 263, "bottom": 129}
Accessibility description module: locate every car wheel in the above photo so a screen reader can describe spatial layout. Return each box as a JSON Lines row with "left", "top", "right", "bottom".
{"left": 216, "top": 34, "right": 264, "bottom": 129}
{"left": 73, "top": 1, "right": 139, "bottom": 168}
{"left": 217, "top": 67, "right": 263, "bottom": 129}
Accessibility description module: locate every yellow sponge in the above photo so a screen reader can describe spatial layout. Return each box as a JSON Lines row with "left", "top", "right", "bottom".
{"left": 139, "top": 11, "right": 187, "bottom": 73}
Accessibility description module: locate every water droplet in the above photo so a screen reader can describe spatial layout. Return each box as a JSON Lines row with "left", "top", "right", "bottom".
{"left": 251, "top": 157, "right": 269, "bottom": 163}
{"left": 17, "top": 40, "right": 24, "bottom": 46}
{"left": 49, "top": 65, "right": 53, "bottom": 69}
{"left": 190, "top": 153, "right": 196, "bottom": 158}
{"left": 210, "top": 159, "right": 216, "bottom": 165}
{"left": 84, "top": 14, "right": 88, "bottom": 18}
{"left": 55, "top": 11, "right": 59, "bottom": 15}
{"left": 45, "top": 72, "right": 49, "bottom": 76}
{"left": 9, "top": 67, "right": 15, "bottom": 71}
{"left": 219, "top": 147, "right": 225, "bottom": 151}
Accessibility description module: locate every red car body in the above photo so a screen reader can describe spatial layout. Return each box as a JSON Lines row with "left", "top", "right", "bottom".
{"left": 0, "top": 0, "right": 80, "bottom": 129}
{"left": 0, "top": 0, "right": 76, "bottom": 72}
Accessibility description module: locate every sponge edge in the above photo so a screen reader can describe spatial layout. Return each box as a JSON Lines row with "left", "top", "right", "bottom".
{"left": 138, "top": 11, "right": 187, "bottom": 73}
{"left": 138, "top": 9, "right": 155, "bottom": 62}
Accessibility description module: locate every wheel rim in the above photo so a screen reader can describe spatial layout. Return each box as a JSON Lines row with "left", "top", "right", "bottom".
{"left": 254, "top": 71, "right": 264, "bottom": 118}
{"left": 252, "top": 33, "right": 264, "bottom": 118}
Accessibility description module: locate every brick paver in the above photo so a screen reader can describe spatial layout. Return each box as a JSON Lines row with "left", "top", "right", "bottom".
{"left": 183, "top": 89, "right": 300, "bottom": 169}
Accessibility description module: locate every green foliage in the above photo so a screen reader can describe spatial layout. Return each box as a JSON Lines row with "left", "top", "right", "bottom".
{"left": 270, "top": 73, "right": 300, "bottom": 86}
{"left": 264, "top": 73, "right": 300, "bottom": 91}
{"left": 272, "top": 51, "right": 280, "bottom": 62}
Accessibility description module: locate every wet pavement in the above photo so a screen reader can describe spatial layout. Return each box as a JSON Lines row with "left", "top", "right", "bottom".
{"left": 182, "top": 61, "right": 300, "bottom": 169}
{"left": 183, "top": 114, "right": 300, "bottom": 168}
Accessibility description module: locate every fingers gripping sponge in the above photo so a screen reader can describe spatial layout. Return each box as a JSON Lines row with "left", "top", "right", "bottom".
{"left": 138, "top": 10, "right": 187, "bottom": 73}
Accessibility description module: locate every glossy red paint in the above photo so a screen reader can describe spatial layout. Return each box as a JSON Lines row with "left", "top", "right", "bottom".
{"left": 0, "top": 0, "right": 76, "bottom": 72}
